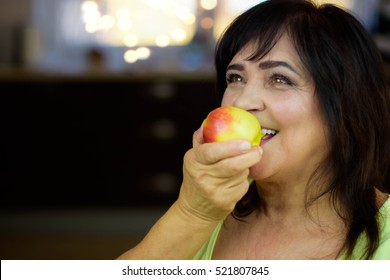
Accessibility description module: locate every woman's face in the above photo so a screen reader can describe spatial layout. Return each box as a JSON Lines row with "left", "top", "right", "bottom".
{"left": 221, "top": 35, "right": 329, "bottom": 185}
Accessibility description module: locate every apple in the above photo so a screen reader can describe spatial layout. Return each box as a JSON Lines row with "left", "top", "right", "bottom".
{"left": 203, "top": 106, "right": 263, "bottom": 146}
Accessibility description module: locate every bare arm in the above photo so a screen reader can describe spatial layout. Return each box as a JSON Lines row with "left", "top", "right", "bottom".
{"left": 117, "top": 128, "right": 262, "bottom": 259}
{"left": 116, "top": 201, "right": 219, "bottom": 259}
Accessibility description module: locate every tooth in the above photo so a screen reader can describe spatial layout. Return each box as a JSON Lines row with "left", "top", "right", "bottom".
{"left": 262, "top": 128, "right": 277, "bottom": 135}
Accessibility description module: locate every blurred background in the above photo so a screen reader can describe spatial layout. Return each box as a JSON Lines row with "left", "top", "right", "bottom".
{"left": 1, "top": 0, "right": 390, "bottom": 259}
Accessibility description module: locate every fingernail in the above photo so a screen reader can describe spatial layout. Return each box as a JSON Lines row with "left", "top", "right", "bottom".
{"left": 239, "top": 141, "right": 251, "bottom": 151}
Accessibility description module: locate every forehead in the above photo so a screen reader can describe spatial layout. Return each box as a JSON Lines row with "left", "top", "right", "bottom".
{"left": 230, "top": 34, "right": 303, "bottom": 68}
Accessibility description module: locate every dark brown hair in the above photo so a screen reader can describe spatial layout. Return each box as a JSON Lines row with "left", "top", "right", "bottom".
{"left": 214, "top": 0, "right": 390, "bottom": 259}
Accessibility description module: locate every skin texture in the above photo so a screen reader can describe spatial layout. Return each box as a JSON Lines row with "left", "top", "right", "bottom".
{"left": 212, "top": 35, "right": 345, "bottom": 259}
{"left": 117, "top": 136, "right": 262, "bottom": 259}
{"left": 117, "top": 124, "right": 262, "bottom": 259}
{"left": 222, "top": 35, "right": 329, "bottom": 184}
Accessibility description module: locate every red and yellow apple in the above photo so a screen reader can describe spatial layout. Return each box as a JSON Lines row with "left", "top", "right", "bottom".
{"left": 203, "top": 106, "right": 263, "bottom": 146}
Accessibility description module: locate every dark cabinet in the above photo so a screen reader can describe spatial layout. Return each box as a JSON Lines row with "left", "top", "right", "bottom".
{"left": 0, "top": 75, "right": 217, "bottom": 209}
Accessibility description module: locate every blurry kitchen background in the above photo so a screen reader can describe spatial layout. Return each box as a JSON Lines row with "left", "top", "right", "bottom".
{"left": 1, "top": 0, "right": 390, "bottom": 259}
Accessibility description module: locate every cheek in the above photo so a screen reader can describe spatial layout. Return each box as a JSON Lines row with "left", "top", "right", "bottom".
{"left": 274, "top": 97, "right": 328, "bottom": 153}
{"left": 275, "top": 93, "right": 320, "bottom": 128}
{"left": 273, "top": 100, "right": 305, "bottom": 128}
{"left": 281, "top": 103, "right": 329, "bottom": 158}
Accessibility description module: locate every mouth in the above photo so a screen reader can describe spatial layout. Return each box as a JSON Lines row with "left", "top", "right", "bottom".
{"left": 261, "top": 128, "right": 278, "bottom": 144}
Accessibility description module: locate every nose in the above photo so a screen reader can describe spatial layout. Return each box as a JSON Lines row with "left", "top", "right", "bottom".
{"left": 231, "top": 83, "right": 265, "bottom": 112}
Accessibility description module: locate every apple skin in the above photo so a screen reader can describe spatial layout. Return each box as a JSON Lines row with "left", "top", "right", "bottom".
{"left": 203, "top": 106, "right": 263, "bottom": 146}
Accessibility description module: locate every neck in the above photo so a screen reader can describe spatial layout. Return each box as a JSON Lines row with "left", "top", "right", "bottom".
{"left": 254, "top": 179, "right": 342, "bottom": 227}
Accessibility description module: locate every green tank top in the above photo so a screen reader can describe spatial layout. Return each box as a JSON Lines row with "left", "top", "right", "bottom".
{"left": 193, "top": 196, "right": 390, "bottom": 260}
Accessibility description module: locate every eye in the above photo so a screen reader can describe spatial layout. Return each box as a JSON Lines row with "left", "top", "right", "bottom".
{"left": 269, "top": 73, "right": 295, "bottom": 87}
{"left": 226, "top": 73, "right": 244, "bottom": 84}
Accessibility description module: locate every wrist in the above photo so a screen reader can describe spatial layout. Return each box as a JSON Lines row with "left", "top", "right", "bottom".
{"left": 172, "top": 199, "right": 225, "bottom": 226}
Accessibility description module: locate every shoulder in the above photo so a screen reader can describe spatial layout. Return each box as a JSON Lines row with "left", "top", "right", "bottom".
{"left": 373, "top": 195, "right": 390, "bottom": 259}
{"left": 340, "top": 195, "right": 390, "bottom": 260}
{"left": 378, "top": 194, "right": 390, "bottom": 235}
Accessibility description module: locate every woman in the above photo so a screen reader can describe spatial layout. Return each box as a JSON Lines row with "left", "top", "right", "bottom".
{"left": 118, "top": 0, "right": 390, "bottom": 259}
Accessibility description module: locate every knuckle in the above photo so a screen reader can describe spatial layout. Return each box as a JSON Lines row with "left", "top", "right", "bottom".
{"left": 223, "top": 161, "right": 245, "bottom": 175}
{"left": 183, "top": 149, "right": 193, "bottom": 165}
{"left": 202, "top": 146, "right": 218, "bottom": 163}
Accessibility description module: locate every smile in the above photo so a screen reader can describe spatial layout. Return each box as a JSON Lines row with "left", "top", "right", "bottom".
{"left": 261, "top": 128, "right": 278, "bottom": 144}
{"left": 261, "top": 128, "right": 277, "bottom": 136}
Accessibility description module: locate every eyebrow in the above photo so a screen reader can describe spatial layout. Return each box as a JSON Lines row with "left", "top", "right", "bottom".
{"left": 226, "top": 64, "right": 244, "bottom": 72}
{"left": 259, "top": 60, "right": 300, "bottom": 76}
{"left": 226, "top": 60, "right": 301, "bottom": 76}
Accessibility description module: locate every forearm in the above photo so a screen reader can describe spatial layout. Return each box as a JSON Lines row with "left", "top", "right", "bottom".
{"left": 117, "top": 135, "right": 260, "bottom": 260}
{"left": 116, "top": 200, "right": 219, "bottom": 260}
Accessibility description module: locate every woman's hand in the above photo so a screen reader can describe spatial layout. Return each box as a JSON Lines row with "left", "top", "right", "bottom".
{"left": 177, "top": 126, "right": 263, "bottom": 223}
{"left": 117, "top": 126, "right": 262, "bottom": 259}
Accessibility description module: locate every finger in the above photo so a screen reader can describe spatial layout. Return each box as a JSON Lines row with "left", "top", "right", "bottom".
{"left": 224, "top": 179, "right": 251, "bottom": 201}
{"left": 213, "top": 169, "right": 251, "bottom": 189}
{"left": 201, "top": 178, "right": 251, "bottom": 213}
{"left": 192, "top": 126, "right": 204, "bottom": 148}
{"left": 195, "top": 140, "right": 253, "bottom": 165}
{"left": 211, "top": 146, "right": 262, "bottom": 178}
{"left": 184, "top": 146, "right": 260, "bottom": 194}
